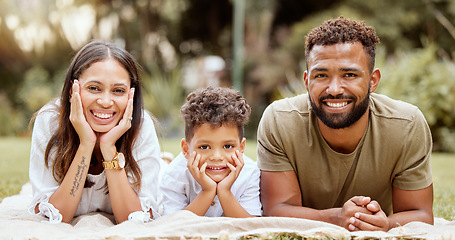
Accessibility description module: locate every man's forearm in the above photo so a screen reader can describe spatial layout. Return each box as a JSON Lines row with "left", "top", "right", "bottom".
{"left": 264, "top": 203, "right": 342, "bottom": 225}
{"left": 388, "top": 209, "right": 434, "bottom": 229}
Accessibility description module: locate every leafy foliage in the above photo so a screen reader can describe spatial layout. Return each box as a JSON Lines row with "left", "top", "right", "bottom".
{"left": 1, "top": 0, "right": 455, "bottom": 152}
{"left": 376, "top": 45, "right": 455, "bottom": 152}
{"left": 142, "top": 66, "right": 187, "bottom": 138}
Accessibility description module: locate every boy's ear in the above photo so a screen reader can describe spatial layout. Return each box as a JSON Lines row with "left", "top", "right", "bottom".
{"left": 181, "top": 138, "right": 190, "bottom": 159}
{"left": 240, "top": 138, "right": 246, "bottom": 154}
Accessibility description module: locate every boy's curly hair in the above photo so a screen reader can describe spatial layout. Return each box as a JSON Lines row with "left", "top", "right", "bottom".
{"left": 305, "top": 16, "right": 380, "bottom": 71}
{"left": 181, "top": 86, "right": 251, "bottom": 141}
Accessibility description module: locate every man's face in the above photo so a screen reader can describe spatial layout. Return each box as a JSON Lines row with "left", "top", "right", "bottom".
{"left": 304, "top": 42, "right": 378, "bottom": 129}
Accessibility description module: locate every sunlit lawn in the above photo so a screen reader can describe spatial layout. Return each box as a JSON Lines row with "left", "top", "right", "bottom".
{"left": 1, "top": 136, "right": 454, "bottom": 220}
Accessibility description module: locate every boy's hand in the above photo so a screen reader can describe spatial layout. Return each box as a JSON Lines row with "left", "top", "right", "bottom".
{"left": 217, "top": 150, "right": 244, "bottom": 194}
{"left": 187, "top": 151, "right": 217, "bottom": 192}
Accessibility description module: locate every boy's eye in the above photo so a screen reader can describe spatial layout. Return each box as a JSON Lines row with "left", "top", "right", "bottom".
{"left": 224, "top": 144, "right": 234, "bottom": 149}
{"left": 199, "top": 145, "right": 210, "bottom": 150}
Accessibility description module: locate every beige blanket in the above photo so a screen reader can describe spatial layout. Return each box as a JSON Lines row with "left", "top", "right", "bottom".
{"left": 1, "top": 183, "right": 454, "bottom": 240}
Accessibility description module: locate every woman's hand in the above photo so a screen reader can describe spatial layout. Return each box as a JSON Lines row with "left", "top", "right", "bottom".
{"left": 70, "top": 80, "right": 97, "bottom": 146}
{"left": 99, "top": 88, "right": 135, "bottom": 158}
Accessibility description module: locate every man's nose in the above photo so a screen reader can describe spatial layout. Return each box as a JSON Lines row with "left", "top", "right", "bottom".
{"left": 326, "top": 77, "right": 344, "bottom": 96}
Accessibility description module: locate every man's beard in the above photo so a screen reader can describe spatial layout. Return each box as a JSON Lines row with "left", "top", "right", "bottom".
{"left": 309, "top": 90, "right": 370, "bottom": 129}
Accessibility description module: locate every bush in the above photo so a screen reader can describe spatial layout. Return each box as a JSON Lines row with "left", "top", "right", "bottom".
{"left": 142, "top": 67, "right": 186, "bottom": 138}
{"left": 0, "top": 93, "right": 24, "bottom": 136}
{"left": 376, "top": 45, "right": 455, "bottom": 152}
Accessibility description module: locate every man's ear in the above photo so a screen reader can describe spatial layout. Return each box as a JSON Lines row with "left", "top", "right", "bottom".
{"left": 239, "top": 138, "right": 246, "bottom": 154}
{"left": 181, "top": 138, "right": 190, "bottom": 159}
{"left": 303, "top": 70, "right": 309, "bottom": 91}
{"left": 369, "top": 68, "right": 381, "bottom": 93}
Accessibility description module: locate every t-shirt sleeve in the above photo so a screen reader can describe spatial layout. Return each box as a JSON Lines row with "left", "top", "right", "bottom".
{"left": 28, "top": 107, "right": 63, "bottom": 223}
{"left": 132, "top": 112, "right": 164, "bottom": 220}
{"left": 237, "top": 159, "right": 262, "bottom": 216}
{"left": 257, "top": 103, "right": 294, "bottom": 172}
{"left": 393, "top": 108, "right": 433, "bottom": 190}
{"left": 159, "top": 153, "right": 190, "bottom": 216}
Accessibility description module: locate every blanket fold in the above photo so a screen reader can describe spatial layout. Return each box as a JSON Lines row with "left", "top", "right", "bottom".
{"left": 1, "top": 183, "right": 453, "bottom": 239}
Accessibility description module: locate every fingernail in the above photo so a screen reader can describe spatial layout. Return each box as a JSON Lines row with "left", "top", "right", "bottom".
{"left": 348, "top": 224, "right": 355, "bottom": 231}
{"left": 349, "top": 217, "right": 355, "bottom": 224}
{"left": 355, "top": 212, "right": 360, "bottom": 218}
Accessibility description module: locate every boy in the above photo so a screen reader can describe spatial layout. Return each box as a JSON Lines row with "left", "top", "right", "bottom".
{"left": 160, "top": 86, "right": 261, "bottom": 217}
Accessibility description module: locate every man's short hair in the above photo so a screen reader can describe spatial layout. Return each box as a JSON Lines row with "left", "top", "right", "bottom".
{"left": 305, "top": 16, "right": 380, "bottom": 71}
{"left": 180, "top": 86, "right": 251, "bottom": 141}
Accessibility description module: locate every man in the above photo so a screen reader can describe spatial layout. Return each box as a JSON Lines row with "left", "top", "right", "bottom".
{"left": 257, "top": 17, "right": 433, "bottom": 231}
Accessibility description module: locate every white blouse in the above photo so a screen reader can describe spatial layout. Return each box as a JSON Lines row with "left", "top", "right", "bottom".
{"left": 160, "top": 152, "right": 262, "bottom": 217}
{"left": 28, "top": 101, "right": 163, "bottom": 223}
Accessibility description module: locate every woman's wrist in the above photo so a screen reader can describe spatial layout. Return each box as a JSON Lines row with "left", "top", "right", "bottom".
{"left": 79, "top": 141, "right": 96, "bottom": 152}
{"left": 100, "top": 145, "right": 117, "bottom": 162}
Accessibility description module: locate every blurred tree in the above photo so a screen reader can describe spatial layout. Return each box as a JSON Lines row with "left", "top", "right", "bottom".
{"left": 1, "top": 0, "right": 455, "bottom": 151}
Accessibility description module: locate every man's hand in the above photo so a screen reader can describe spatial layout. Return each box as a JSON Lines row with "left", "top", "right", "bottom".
{"left": 339, "top": 196, "right": 374, "bottom": 231}
{"left": 348, "top": 200, "right": 389, "bottom": 231}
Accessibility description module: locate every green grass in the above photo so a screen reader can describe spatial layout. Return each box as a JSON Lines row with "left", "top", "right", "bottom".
{"left": 1, "top": 137, "right": 454, "bottom": 221}
{"left": 0, "top": 137, "right": 31, "bottom": 200}
{"left": 431, "top": 153, "right": 455, "bottom": 220}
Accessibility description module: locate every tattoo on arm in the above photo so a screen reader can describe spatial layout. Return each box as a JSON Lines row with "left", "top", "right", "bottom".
{"left": 70, "top": 156, "right": 88, "bottom": 197}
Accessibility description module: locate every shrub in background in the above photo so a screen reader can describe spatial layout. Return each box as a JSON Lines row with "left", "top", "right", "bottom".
{"left": 376, "top": 45, "right": 455, "bottom": 152}
{"left": 0, "top": 93, "right": 24, "bottom": 135}
{"left": 142, "top": 66, "right": 186, "bottom": 139}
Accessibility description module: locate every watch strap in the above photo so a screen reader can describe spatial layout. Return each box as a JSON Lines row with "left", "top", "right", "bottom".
{"left": 103, "top": 152, "right": 121, "bottom": 169}
{"left": 102, "top": 160, "right": 120, "bottom": 169}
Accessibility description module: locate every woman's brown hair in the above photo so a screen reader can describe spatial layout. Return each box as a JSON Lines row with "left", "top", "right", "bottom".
{"left": 43, "top": 40, "right": 144, "bottom": 191}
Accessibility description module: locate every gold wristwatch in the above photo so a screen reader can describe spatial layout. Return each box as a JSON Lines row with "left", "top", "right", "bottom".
{"left": 103, "top": 152, "right": 125, "bottom": 170}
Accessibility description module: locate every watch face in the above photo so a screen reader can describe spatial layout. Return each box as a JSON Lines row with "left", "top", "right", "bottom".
{"left": 118, "top": 152, "right": 126, "bottom": 168}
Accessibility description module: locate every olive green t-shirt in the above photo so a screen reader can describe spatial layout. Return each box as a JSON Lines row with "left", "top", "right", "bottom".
{"left": 257, "top": 93, "right": 433, "bottom": 215}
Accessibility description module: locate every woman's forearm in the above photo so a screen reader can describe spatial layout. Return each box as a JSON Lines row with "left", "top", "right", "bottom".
{"left": 47, "top": 143, "right": 93, "bottom": 223}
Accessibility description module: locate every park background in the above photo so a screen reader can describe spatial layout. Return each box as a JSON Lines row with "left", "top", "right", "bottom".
{"left": 0, "top": 0, "right": 454, "bottom": 220}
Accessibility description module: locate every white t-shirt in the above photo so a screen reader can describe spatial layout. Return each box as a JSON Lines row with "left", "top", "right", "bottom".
{"left": 160, "top": 152, "right": 262, "bottom": 217}
{"left": 28, "top": 101, "right": 163, "bottom": 223}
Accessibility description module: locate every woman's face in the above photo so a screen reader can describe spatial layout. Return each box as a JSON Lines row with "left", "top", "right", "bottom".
{"left": 77, "top": 59, "right": 131, "bottom": 133}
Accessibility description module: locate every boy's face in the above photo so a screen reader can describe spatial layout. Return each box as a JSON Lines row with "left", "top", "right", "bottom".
{"left": 182, "top": 123, "right": 245, "bottom": 183}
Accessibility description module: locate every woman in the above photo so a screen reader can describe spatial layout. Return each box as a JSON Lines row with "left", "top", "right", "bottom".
{"left": 29, "top": 40, "right": 162, "bottom": 223}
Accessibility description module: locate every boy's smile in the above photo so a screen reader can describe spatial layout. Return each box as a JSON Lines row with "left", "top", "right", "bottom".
{"left": 182, "top": 123, "right": 245, "bottom": 183}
